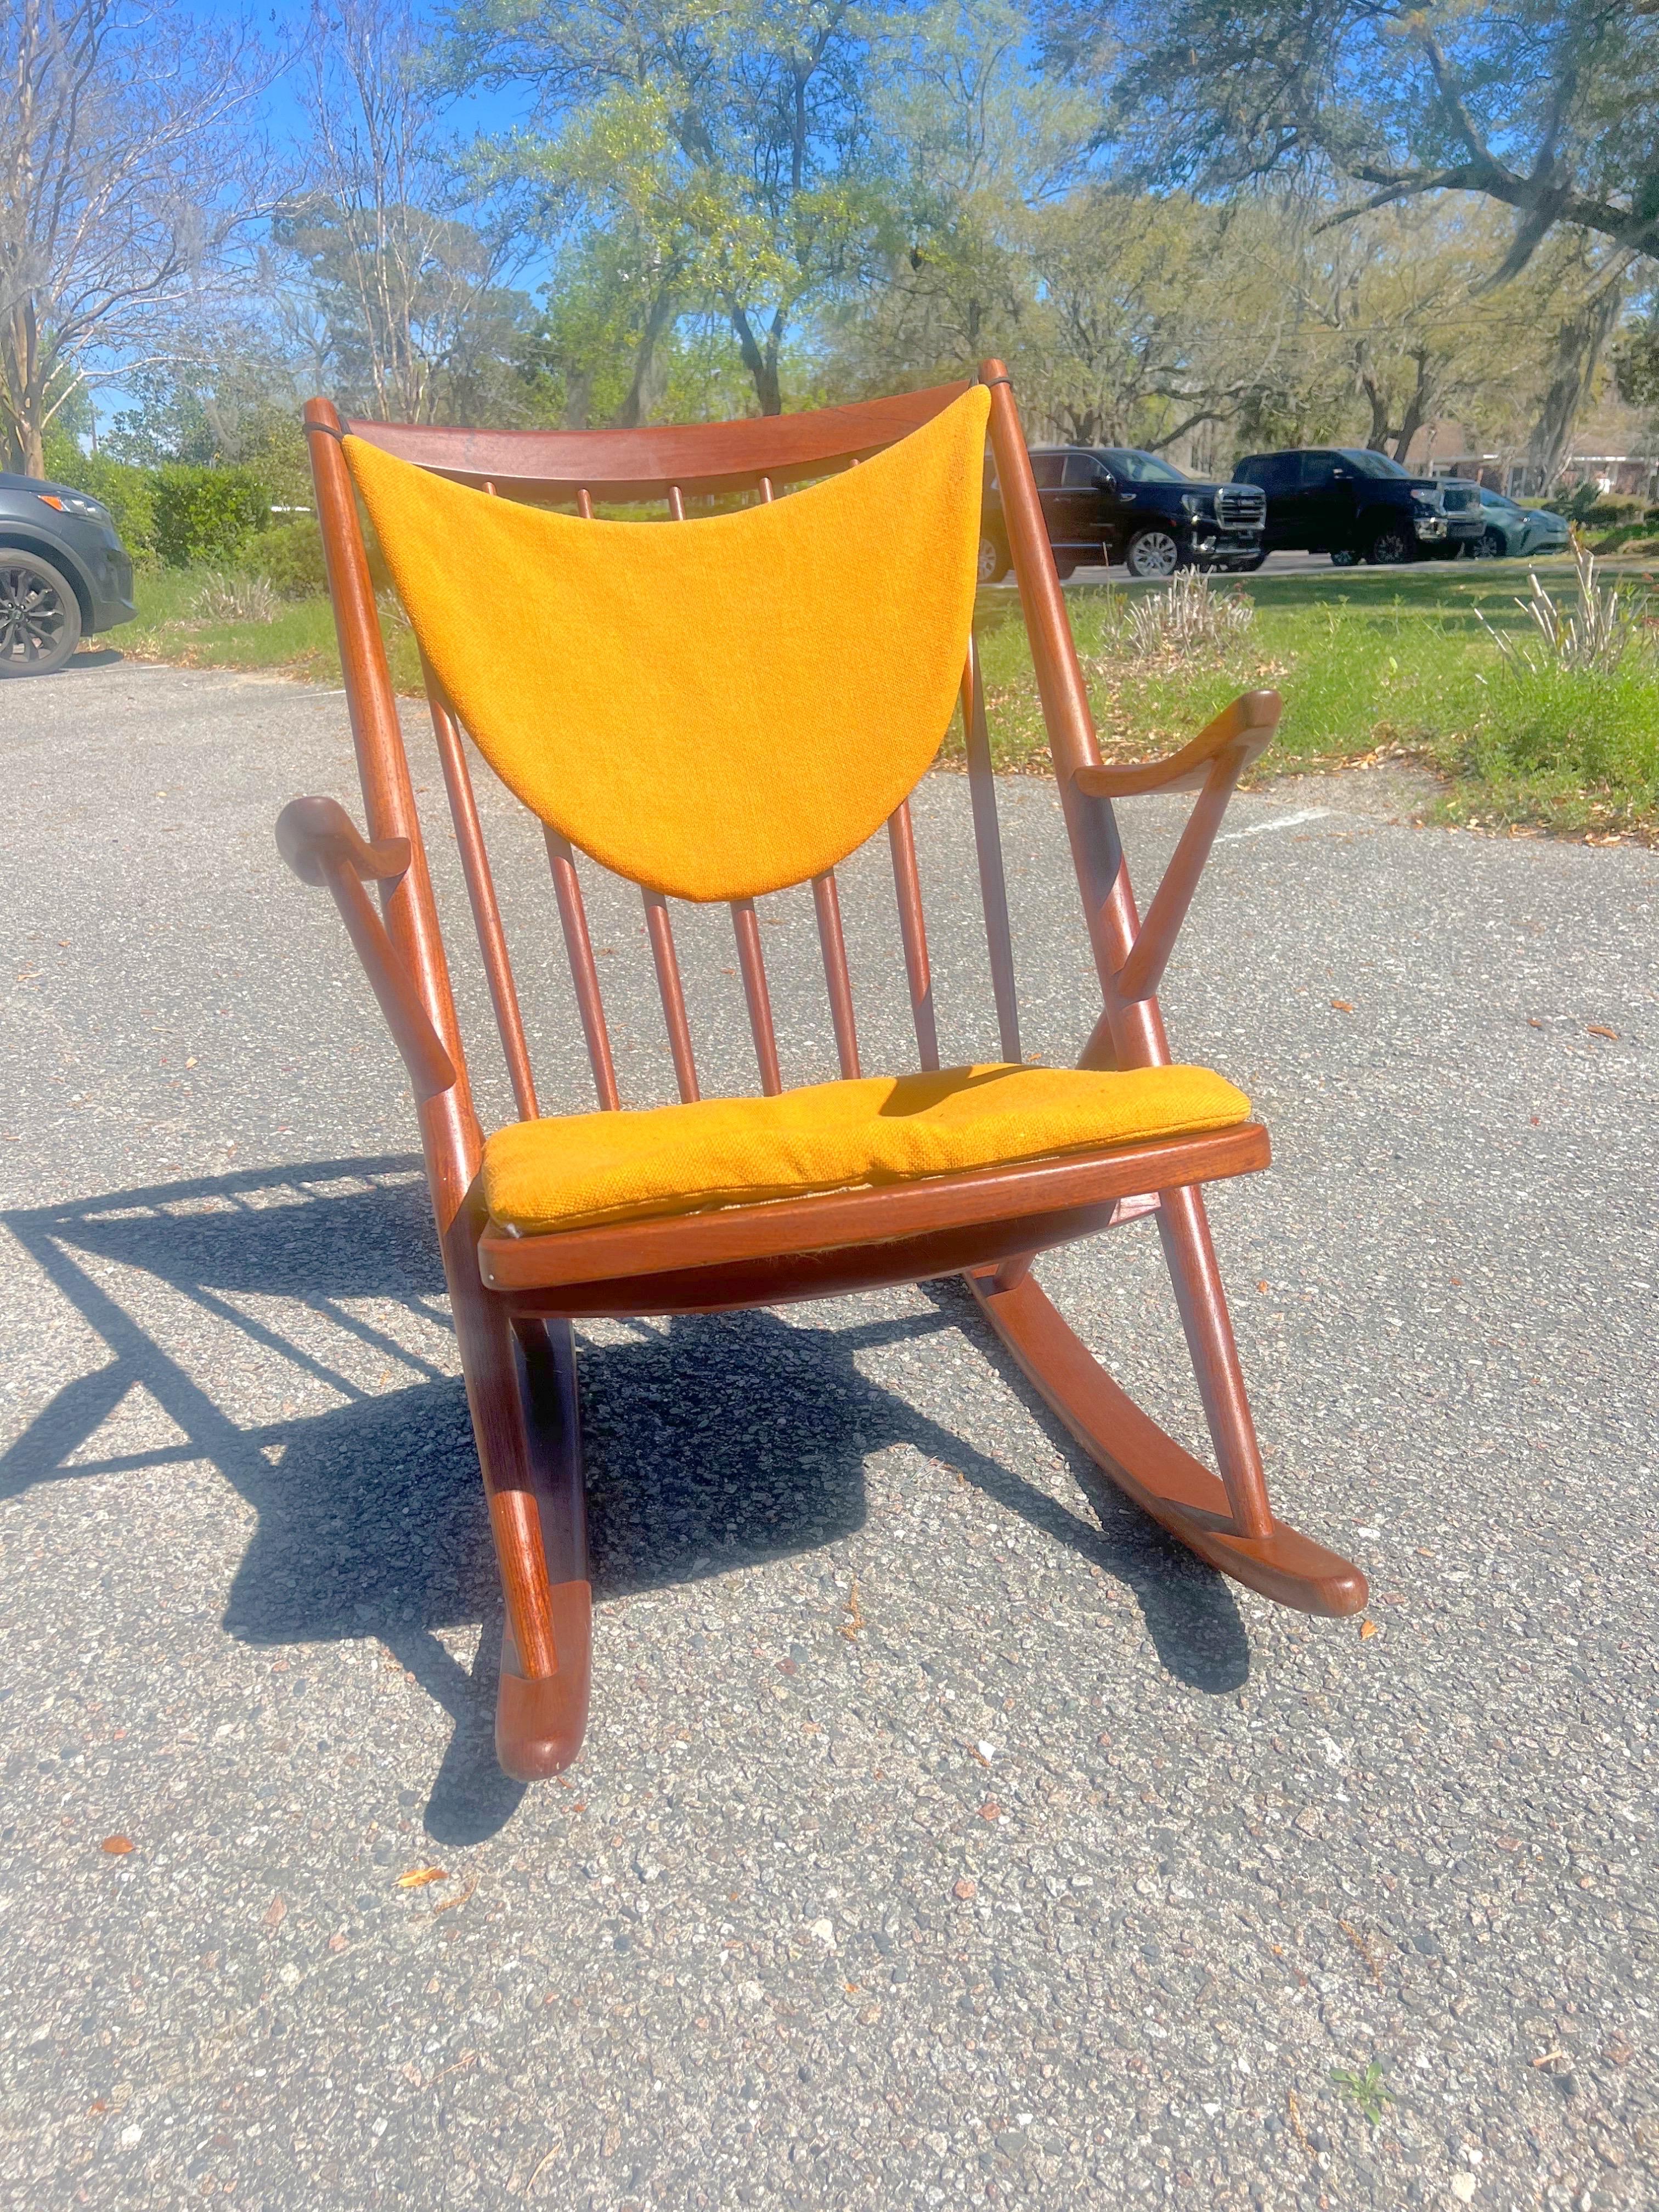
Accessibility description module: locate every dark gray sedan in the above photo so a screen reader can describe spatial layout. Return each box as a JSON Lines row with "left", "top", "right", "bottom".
{"left": 0, "top": 471, "right": 137, "bottom": 676}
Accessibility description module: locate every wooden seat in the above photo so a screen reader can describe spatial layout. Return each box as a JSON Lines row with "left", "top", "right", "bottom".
{"left": 275, "top": 362, "right": 1367, "bottom": 1784}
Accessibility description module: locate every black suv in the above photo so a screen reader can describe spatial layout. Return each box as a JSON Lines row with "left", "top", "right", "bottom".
{"left": 0, "top": 471, "right": 137, "bottom": 675}
{"left": 1231, "top": 449, "right": 1484, "bottom": 566}
{"left": 980, "top": 447, "right": 1266, "bottom": 582}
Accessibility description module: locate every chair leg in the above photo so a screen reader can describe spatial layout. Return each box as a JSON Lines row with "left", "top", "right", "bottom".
{"left": 966, "top": 1248, "right": 1366, "bottom": 1618}
{"left": 444, "top": 1231, "right": 592, "bottom": 1780}
{"left": 1154, "top": 1183, "right": 1273, "bottom": 1540}
{"left": 497, "top": 1318, "right": 592, "bottom": 1781}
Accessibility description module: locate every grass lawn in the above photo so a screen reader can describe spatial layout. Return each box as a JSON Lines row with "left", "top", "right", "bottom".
{"left": 122, "top": 554, "right": 1659, "bottom": 843}
{"left": 973, "top": 558, "right": 1659, "bottom": 843}
{"left": 122, "top": 567, "right": 426, "bottom": 691}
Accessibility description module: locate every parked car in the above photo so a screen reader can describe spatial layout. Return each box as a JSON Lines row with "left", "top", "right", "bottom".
{"left": 0, "top": 471, "right": 137, "bottom": 676}
{"left": 980, "top": 446, "right": 1266, "bottom": 582}
{"left": 1230, "top": 448, "right": 1484, "bottom": 565}
{"left": 1468, "top": 487, "right": 1572, "bottom": 560}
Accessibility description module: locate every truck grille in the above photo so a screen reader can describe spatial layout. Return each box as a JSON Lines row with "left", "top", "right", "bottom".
{"left": 1217, "top": 485, "right": 1265, "bottom": 528}
{"left": 1436, "top": 481, "right": 1479, "bottom": 515}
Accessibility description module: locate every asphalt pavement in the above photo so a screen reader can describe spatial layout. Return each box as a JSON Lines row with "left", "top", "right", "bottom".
{"left": 1, "top": 655, "right": 1655, "bottom": 2212}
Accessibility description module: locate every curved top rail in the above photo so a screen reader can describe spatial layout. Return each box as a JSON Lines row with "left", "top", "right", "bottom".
{"left": 340, "top": 380, "right": 974, "bottom": 502}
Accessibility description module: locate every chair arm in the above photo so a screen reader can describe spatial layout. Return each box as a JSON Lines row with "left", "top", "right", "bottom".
{"left": 274, "top": 797, "right": 456, "bottom": 1101}
{"left": 275, "top": 793, "right": 413, "bottom": 887}
{"left": 1071, "top": 690, "right": 1280, "bottom": 799}
{"left": 1070, "top": 691, "right": 1282, "bottom": 1006}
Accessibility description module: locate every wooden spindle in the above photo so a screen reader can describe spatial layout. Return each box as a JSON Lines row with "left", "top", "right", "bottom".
{"left": 961, "top": 635, "right": 1022, "bottom": 1065}
{"left": 577, "top": 488, "right": 594, "bottom": 519}
{"left": 887, "top": 802, "right": 940, "bottom": 1071}
{"left": 730, "top": 899, "right": 783, "bottom": 1094}
{"left": 758, "top": 475, "right": 774, "bottom": 504}
{"left": 667, "top": 484, "right": 686, "bottom": 521}
{"left": 544, "top": 830, "right": 620, "bottom": 1110}
{"left": 811, "top": 871, "right": 860, "bottom": 1080}
{"left": 428, "top": 687, "right": 540, "bottom": 1121}
{"left": 642, "top": 888, "right": 699, "bottom": 1103}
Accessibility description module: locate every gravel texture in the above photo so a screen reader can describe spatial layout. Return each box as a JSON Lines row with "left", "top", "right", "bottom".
{"left": 1, "top": 657, "right": 1655, "bottom": 2212}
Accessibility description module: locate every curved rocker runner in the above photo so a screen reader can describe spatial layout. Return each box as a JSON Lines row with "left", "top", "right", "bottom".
{"left": 276, "top": 363, "right": 1367, "bottom": 1783}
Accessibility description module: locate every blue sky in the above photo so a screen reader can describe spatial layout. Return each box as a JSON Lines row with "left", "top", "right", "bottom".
{"left": 81, "top": 0, "right": 547, "bottom": 426}
{"left": 194, "top": 0, "right": 539, "bottom": 145}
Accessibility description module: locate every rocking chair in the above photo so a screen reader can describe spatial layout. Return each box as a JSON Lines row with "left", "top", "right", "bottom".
{"left": 276, "top": 363, "right": 1366, "bottom": 1783}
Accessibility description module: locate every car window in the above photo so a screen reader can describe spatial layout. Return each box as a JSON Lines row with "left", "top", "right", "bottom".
{"left": 1486, "top": 490, "right": 1520, "bottom": 512}
{"left": 1097, "top": 448, "right": 1189, "bottom": 484}
{"left": 1300, "top": 453, "right": 1340, "bottom": 489}
{"left": 1030, "top": 455, "right": 1064, "bottom": 489}
{"left": 1338, "top": 449, "right": 1411, "bottom": 479}
{"left": 1238, "top": 455, "right": 1289, "bottom": 494}
{"left": 1062, "top": 453, "right": 1102, "bottom": 488}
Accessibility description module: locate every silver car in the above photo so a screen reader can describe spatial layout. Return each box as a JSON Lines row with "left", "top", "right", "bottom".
{"left": 1471, "top": 489, "right": 1572, "bottom": 560}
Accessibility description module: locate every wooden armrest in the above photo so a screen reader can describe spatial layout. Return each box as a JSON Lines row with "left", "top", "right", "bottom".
{"left": 1068, "top": 691, "right": 1282, "bottom": 1005}
{"left": 273, "top": 796, "right": 456, "bottom": 1100}
{"left": 275, "top": 794, "right": 412, "bottom": 888}
{"left": 1071, "top": 690, "right": 1281, "bottom": 799}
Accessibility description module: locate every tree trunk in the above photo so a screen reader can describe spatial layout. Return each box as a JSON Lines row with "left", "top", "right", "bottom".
{"left": 1390, "top": 348, "right": 1438, "bottom": 465}
{"left": 1528, "top": 280, "right": 1627, "bottom": 489}
{"left": 1358, "top": 371, "right": 1391, "bottom": 451}
{"left": 730, "top": 303, "right": 783, "bottom": 415}
{"left": 613, "top": 284, "right": 678, "bottom": 430}
{"left": 2, "top": 300, "right": 47, "bottom": 476}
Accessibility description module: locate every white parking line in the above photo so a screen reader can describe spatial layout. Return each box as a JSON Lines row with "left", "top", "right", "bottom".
{"left": 1216, "top": 806, "right": 1334, "bottom": 844}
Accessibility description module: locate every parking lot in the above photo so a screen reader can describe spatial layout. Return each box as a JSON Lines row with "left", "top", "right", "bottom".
{"left": 2, "top": 657, "right": 1655, "bottom": 2210}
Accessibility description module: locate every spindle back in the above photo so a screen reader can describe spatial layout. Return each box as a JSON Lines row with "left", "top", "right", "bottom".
{"left": 303, "top": 373, "right": 1036, "bottom": 1180}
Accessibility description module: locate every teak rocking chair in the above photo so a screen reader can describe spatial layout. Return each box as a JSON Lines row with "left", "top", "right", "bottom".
{"left": 276, "top": 363, "right": 1367, "bottom": 1782}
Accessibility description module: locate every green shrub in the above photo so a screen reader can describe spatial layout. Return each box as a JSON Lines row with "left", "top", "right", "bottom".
{"left": 1549, "top": 483, "right": 1646, "bottom": 527}
{"left": 246, "top": 517, "right": 329, "bottom": 598}
{"left": 152, "top": 465, "right": 272, "bottom": 567}
{"left": 242, "top": 507, "right": 394, "bottom": 597}
{"left": 38, "top": 437, "right": 159, "bottom": 566}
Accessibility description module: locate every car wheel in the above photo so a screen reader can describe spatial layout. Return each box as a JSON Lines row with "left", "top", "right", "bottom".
{"left": 1125, "top": 528, "right": 1182, "bottom": 578}
{"left": 1329, "top": 546, "right": 1359, "bottom": 568}
{"left": 1475, "top": 527, "right": 1505, "bottom": 558}
{"left": 1233, "top": 548, "right": 1268, "bottom": 572}
{"left": 1052, "top": 555, "right": 1077, "bottom": 581}
{"left": 0, "top": 551, "right": 82, "bottom": 676}
{"left": 1368, "top": 524, "right": 1413, "bottom": 566}
{"left": 977, "top": 534, "right": 1009, "bottom": 584}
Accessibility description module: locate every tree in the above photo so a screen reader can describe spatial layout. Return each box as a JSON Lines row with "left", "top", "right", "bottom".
{"left": 0, "top": 0, "right": 272, "bottom": 475}
{"left": 440, "top": 0, "right": 902, "bottom": 417}
{"left": 1048, "top": 0, "right": 1659, "bottom": 276}
{"left": 276, "top": 0, "right": 533, "bottom": 424}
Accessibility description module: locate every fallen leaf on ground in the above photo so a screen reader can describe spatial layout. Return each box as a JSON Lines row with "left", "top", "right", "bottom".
{"left": 100, "top": 1836, "right": 133, "bottom": 1855}
{"left": 953, "top": 1877, "right": 978, "bottom": 1901}
{"left": 978, "top": 1800, "right": 1001, "bottom": 1821}
{"left": 431, "top": 1875, "right": 478, "bottom": 1916}
{"left": 263, "top": 1894, "right": 286, "bottom": 1927}
{"left": 1329, "top": 998, "right": 1353, "bottom": 1011}
{"left": 397, "top": 1866, "right": 449, "bottom": 1889}
{"left": 1359, "top": 1620, "right": 1379, "bottom": 1640}
{"left": 1587, "top": 1025, "right": 1618, "bottom": 1040}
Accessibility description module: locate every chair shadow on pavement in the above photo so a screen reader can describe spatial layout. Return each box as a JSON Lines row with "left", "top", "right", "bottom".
{"left": 1, "top": 1156, "right": 1246, "bottom": 1845}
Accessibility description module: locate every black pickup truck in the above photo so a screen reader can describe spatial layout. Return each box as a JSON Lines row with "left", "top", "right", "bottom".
{"left": 1231, "top": 448, "right": 1485, "bottom": 565}
{"left": 980, "top": 445, "right": 1266, "bottom": 582}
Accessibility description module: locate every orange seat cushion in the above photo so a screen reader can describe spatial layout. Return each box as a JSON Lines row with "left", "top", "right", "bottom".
{"left": 481, "top": 1062, "right": 1250, "bottom": 1236}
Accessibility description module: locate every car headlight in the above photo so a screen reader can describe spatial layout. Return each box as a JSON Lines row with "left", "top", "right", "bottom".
{"left": 1409, "top": 487, "right": 1439, "bottom": 507}
{"left": 37, "top": 490, "right": 109, "bottom": 522}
